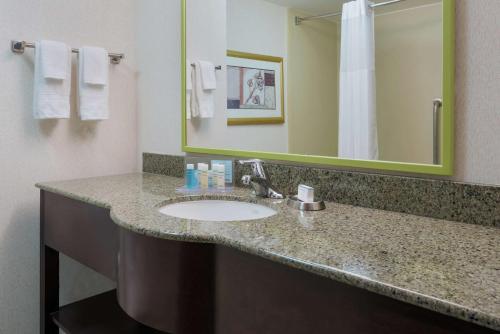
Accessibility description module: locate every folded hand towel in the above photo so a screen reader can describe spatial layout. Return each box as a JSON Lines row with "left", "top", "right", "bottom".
{"left": 193, "top": 60, "right": 215, "bottom": 118}
{"left": 190, "top": 64, "right": 200, "bottom": 118}
{"left": 39, "top": 40, "right": 69, "bottom": 80}
{"left": 81, "top": 47, "right": 108, "bottom": 85}
{"left": 186, "top": 59, "right": 193, "bottom": 119}
{"left": 198, "top": 60, "right": 217, "bottom": 90}
{"left": 33, "top": 41, "right": 71, "bottom": 119}
{"left": 78, "top": 47, "right": 109, "bottom": 120}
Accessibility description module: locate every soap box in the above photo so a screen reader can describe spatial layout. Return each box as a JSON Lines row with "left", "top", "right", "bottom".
{"left": 297, "top": 184, "right": 314, "bottom": 203}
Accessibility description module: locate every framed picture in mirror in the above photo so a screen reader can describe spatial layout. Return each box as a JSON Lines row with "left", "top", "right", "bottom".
{"left": 226, "top": 50, "right": 284, "bottom": 125}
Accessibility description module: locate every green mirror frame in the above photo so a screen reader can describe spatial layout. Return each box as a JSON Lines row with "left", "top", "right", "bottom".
{"left": 181, "top": 0, "right": 455, "bottom": 175}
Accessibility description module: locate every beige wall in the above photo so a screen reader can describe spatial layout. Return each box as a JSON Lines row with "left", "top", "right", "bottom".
{"left": 376, "top": 3, "right": 443, "bottom": 164}
{"left": 287, "top": 9, "right": 339, "bottom": 157}
{"left": 142, "top": 0, "right": 500, "bottom": 184}
{"left": 0, "top": 0, "right": 138, "bottom": 332}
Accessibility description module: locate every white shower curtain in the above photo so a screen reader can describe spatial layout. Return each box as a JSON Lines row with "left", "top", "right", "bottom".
{"left": 338, "top": 0, "right": 378, "bottom": 160}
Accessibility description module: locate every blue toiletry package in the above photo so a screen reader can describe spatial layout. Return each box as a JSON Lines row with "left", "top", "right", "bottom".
{"left": 211, "top": 160, "right": 233, "bottom": 184}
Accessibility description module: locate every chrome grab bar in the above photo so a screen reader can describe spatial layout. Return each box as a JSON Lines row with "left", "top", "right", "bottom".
{"left": 432, "top": 98, "right": 443, "bottom": 165}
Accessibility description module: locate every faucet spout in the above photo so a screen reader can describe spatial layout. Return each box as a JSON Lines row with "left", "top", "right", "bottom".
{"left": 239, "top": 159, "right": 284, "bottom": 199}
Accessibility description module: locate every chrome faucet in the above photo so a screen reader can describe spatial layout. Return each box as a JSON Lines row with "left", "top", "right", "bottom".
{"left": 238, "top": 159, "right": 284, "bottom": 199}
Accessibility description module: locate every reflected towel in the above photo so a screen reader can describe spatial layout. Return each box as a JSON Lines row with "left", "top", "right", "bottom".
{"left": 198, "top": 60, "right": 216, "bottom": 90}
{"left": 192, "top": 60, "right": 214, "bottom": 118}
{"left": 186, "top": 59, "right": 193, "bottom": 119}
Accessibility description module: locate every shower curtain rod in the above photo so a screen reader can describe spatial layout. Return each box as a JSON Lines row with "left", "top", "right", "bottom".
{"left": 295, "top": 0, "right": 406, "bottom": 25}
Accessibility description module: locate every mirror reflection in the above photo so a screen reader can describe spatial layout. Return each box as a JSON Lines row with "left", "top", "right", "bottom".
{"left": 186, "top": 0, "right": 443, "bottom": 164}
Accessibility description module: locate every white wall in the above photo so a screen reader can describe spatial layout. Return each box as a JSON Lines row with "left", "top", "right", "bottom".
{"left": 186, "top": 0, "right": 289, "bottom": 152}
{"left": 0, "top": 0, "right": 138, "bottom": 332}
{"left": 143, "top": 0, "right": 500, "bottom": 186}
{"left": 136, "top": 0, "right": 183, "bottom": 160}
{"left": 186, "top": 0, "right": 228, "bottom": 149}
{"left": 227, "top": 0, "right": 288, "bottom": 59}
{"left": 454, "top": 0, "right": 500, "bottom": 185}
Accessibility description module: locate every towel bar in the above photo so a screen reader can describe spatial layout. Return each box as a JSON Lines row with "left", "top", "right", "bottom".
{"left": 191, "top": 63, "right": 222, "bottom": 71}
{"left": 11, "top": 40, "right": 125, "bottom": 64}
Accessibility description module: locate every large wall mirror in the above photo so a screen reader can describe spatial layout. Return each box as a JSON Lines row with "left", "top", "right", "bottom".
{"left": 182, "top": 0, "right": 454, "bottom": 175}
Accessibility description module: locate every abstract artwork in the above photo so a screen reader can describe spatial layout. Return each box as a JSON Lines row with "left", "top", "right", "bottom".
{"left": 226, "top": 51, "right": 284, "bottom": 125}
{"left": 227, "top": 67, "right": 276, "bottom": 110}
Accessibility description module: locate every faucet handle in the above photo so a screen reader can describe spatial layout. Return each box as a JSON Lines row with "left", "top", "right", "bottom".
{"left": 241, "top": 175, "right": 252, "bottom": 185}
{"left": 238, "top": 159, "right": 263, "bottom": 166}
{"left": 238, "top": 159, "right": 267, "bottom": 178}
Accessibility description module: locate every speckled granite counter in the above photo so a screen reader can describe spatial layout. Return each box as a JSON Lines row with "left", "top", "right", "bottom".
{"left": 36, "top": 173, "right": 500, "bottom": 331}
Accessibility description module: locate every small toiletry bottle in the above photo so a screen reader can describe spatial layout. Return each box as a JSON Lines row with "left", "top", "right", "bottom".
{"left": 208, "top": 168, "right": 214, "bottom": 189}
{"left": 198, "top": 163, "right": 209, "bottom": 189}
{"left": 185, "top": 164, "right": 195, "bottom": 189}
{"left": 214, "top": 164, "right": 225, "bottom": 190}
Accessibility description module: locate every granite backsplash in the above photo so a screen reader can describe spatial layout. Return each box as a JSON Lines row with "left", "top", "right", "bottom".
{"left": 143, "top": 153, "right": 500, "bottom": 227}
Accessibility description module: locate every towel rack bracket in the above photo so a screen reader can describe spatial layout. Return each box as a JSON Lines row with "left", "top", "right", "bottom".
{"left": 11, "top": 40, "right": 26, "bottom": 54}
{"left": 110, "top": 54, "right": 124, "bottom": 65}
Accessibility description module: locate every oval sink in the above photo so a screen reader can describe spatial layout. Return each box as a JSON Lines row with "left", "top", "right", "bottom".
{"left": 158, "top": 200, "right": 277, "bottom": 222}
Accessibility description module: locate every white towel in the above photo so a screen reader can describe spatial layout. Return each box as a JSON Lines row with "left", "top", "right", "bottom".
{"left": 78, "top": 47, "right": 109, "bottom": 120}
{"left": 193, "top": 60, "right": 215, "bottom": 118}
{"left": 39, "top": 40, "right": 69, "bottom": 80}
{"left": 186, "top": 60, "right": 193, "bottom": 119}
{"left": 198, "top": 60, "right": 217, "bottom": 90}
{"left": 81, "top": 47, "right": 108, "bottom": 85}
{"left": 33, "top": 41, "right": 71, "bottom": 119}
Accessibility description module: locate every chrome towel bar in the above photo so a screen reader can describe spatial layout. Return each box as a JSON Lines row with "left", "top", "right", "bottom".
{"left": 11, "top": 40, "right": 125, "bottom": 64}
{"left": 190, "top": 63, "right": 222, "bottom": 71}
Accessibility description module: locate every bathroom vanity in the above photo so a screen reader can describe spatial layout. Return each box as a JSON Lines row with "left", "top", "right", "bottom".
{"left": 37, "top": 173, "right": 499, "bottom": 334}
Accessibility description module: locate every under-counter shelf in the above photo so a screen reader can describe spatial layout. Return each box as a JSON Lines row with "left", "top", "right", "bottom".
{"left": 51, "top": 290, "right": 164, "bottom": 334}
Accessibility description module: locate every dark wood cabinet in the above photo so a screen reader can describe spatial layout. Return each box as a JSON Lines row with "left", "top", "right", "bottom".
{"left": 40, "top": 191, "right": 497, "bottom": 334}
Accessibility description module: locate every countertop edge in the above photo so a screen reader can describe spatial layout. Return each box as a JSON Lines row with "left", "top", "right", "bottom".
{"left": 37, "top": 183, "right": 111, "bottom": 210}
{"left": 36, "top": 183, "right": 500, "bottom": 332}
{"left": 108, "top": 209, "right": 498, "bottom": 332}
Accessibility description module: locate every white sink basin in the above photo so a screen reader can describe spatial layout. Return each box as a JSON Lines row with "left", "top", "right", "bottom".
{"left": 158, "top": 200, "right": 277, "bottom": 222}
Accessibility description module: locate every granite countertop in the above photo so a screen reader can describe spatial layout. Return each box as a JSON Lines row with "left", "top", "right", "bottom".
{"left": 36, "top": 173, "right": 500, "bottom": 331}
